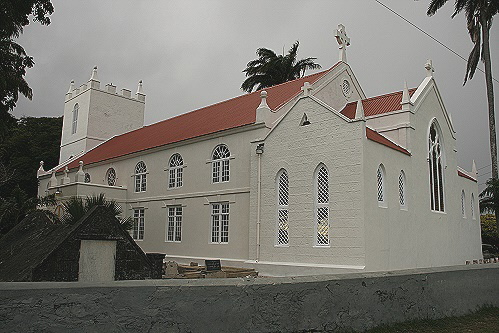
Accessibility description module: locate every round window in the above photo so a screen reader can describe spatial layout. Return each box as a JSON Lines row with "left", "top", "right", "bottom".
{"left": 342, "top": 80, "right": 351, "bottom": 96}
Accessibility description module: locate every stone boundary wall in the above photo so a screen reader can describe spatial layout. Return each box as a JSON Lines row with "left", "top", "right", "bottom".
{"left": 1, "top": 265, "right": 498, "bottom": 332}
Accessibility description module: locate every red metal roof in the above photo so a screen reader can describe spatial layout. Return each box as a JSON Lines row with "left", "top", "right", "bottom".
{"left": 61, "top": 67, "right": 335, "bottom": 171}
{"left": 457, "top": 170, "right": 477, "bottom": 182}
{"left": 341, "top": 88, "right": 417, "bottom": 119}
{"left": 366, "top": 127, "right": 411, "bottom": 156}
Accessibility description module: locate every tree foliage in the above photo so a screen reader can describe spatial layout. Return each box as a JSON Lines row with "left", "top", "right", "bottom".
{"left": 0, "top": 116, "right": 61, "bottom": 236}
{"left": 60, "top": 194, "right": 132, "bottom": 230}
{"left": 427, "top": 0, "right": 499, "bottom": 180}
{"left": 241, "top": 41, "right": 321, "bottom": 93}
{"left": 481, "top": 214, "right": 498, "bottom": 247}
{"left": 0, "top": 0, "right": 54, "bottom": 114}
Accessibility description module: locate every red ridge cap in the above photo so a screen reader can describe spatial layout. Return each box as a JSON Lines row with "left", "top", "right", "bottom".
{"left": 366, "top": 127, "right": 411, "bottom": 156}
{"left": 458, "top": 170, "right": 477, "bottom": 182}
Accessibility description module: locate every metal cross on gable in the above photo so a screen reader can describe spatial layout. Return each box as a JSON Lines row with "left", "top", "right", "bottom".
{"left": 335, "top": 24, "right": 350, "bottom": 63}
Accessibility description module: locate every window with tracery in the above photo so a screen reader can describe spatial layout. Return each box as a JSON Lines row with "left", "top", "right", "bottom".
{"left": 276, "top": 169, "right": 289, "bottom": 246}
{"left": 399, "top": 171, "right": 406, "bottom": 208}
{"left": 168, "top": 153, "right": 183, "bottom": 188}
{"left": 316, "top": 165, "right": 329, "bottom": 246}
{"left": 134, "top": 161, "right": 147, "bottom": 192}
{"left": 429, "top": 122, "right": 444, "bottom": 212}
{"left": 461, "top": 190, "right": 466, "bottom": 218}
{"left": 71, "top": 103, "right": 79, "bottom": 135}
{"left": 377, "top": 165, "right": 385, "bottom": 206}
{"left": 106, "top": 168, "right": 116, "bottom": 186}
{"left": 471, "top": 193, "right": 476, "bottom": 220}
{"left": 212, "top": 144, "right": 230, "bottom": 183}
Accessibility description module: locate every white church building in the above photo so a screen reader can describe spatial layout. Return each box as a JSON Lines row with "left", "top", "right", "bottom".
{"left": 38, "top": 26, "right": 482, "bottom": 276}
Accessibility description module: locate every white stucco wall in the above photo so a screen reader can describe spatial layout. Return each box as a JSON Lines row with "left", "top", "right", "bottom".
{"left": 60, "top": 86, "right": 145, "bottom": 164}
{"left": 363, "top": 80, "right": 482, "bottom": 272}
{"left": 250, "top": 96, "right": 366, "bottom": 268}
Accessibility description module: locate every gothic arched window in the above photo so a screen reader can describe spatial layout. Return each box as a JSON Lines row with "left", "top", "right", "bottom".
{"left": 134, "top": 161, "right": 147, "bottom": 192}
{"left": 429, "top": 121, "right": 445, "bottom": 212}
{"left": 377, "top": 164, "right": 386, "bottom": 207}
{"left": 212, "top": 144, "right": 230, "bottom": 183}
{"left": 71, "top": 103, "right": 79, "bottom": 135}
{"left": 471, "top": 193, "right": 476, "bottom": 220}
{"left": 168, "top": 153, "right": 183, "bottom": 188}
{"left": 315, "top": 165, "right": 329, "bottom": 246}
{"left": 399, "top": 170, "right": 406, "bottom": 209}
{"left": 106, "top": 168, "right": 116, "bottom": 186}
{"left": 461, "top": 190, "right": 466, "bottom": 218}
{"left": 276, "top": 169, "right": 289, "bottom": 246}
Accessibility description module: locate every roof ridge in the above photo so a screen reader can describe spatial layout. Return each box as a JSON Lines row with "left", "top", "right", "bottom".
{"left": 363, "top": 87, "right": 417, "bottom": 102}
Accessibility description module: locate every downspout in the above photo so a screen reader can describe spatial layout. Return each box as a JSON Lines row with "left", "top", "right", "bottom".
{"left": 255, "top": 143, "right": 264, "bottom": 262}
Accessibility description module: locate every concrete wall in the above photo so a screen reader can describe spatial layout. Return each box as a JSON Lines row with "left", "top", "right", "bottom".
{"left": 1, "top": 265, "right": 498, "bottom": 333}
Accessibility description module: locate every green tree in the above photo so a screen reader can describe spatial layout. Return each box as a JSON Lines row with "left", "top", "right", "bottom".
{"left": 61, "top": 194, "right": 132, "bottom": 230}
{"left": 0, "top": 116, "right": 62, "bottom": 198}
{"left": 480, "top": 177, "right": 499, "bottom": 235}
{"left": 0, "top": 186, "right": 55, "bottom": 237}
{"left": 0, "top": 0, "right": 54, "bottom": 114}
{"left": 241, "top": 41, "right": 321, "bottom": 93}
{"left": 480, "top": 214, "right": 498, "bottom": 247}
{"left": 427, "top": 1, "right": 499, "bottom": 182}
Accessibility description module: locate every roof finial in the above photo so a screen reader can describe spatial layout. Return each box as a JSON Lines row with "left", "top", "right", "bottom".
{"left": 401, "top": 81, "right": 413, "bottom": 111}
{"left": 75, "top": 161, "right": 85, "bottom": 182}
{"left": 49, "top": 170, "right": 58, "bottom": 188}
{"left": 63, "top": 166, "right": 70, "bottom": 184}
{"left": 334, "top": 24, "right": 350, "bottom": 63}
{"left": 425, "top": 59, "right": 434, "bottom": 77}
{"left": 258, "top": 91, "right": 268, "bottom": 109}
{"left": 90, "top": 66, "right": 99, "bottom": 81}
{"left": 88, "top": 66, "right": 100, "bottom": 89}
{"left": 355, "top": 100, "right": 365, "bottom": 120}
{"left": 472, "top": 160, "right": 477, "bottom": 176}
{"left": 135, "top": 80, "right": 145, "bottom": 102}
{"left": 37, "top": 161, "right": 46, "bottom": 178}
{"left": 67, "top": 80, "right": 75, "bottom": 94}
{"left": 301, "top": 82, "right": 313, "bottom": 97}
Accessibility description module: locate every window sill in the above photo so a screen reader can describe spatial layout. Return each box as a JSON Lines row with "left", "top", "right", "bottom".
{"left": 313, "top": 245, "right": 331, "bottom": 248}
{"left": 274, "top": 244, "right": 290, "bottom": 248}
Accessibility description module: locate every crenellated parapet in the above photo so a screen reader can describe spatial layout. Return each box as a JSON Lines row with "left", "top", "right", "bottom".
{"left": 65, "top": 66, "right": 145, "bottom": 103}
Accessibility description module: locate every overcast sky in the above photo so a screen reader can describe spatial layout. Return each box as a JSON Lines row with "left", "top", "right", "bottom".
{"left": 13, "top": 0, "right": 499, "bottom": 188}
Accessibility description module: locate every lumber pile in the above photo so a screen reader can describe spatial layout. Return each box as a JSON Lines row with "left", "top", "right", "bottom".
{"left": 164, "top": 261, "right": 258, "bottom": 279}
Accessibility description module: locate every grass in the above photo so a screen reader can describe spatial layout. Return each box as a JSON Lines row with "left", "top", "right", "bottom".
{"left": 364, "top": 306, "right": 499, "bottom": 333}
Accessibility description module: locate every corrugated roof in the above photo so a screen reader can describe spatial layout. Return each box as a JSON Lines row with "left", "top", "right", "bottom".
{"left": 366, "top": 127, "right": 411, "bottom": 156}
{"left": 61, "top": 67, "right": 336, "bottom": 171}
{"left": 341, "top": 88, "right": 417, "bottom": 119}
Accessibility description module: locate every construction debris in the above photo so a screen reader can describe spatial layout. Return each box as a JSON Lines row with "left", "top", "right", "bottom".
{"left": 163, "top": 261, "right": 258, "bottom": 279}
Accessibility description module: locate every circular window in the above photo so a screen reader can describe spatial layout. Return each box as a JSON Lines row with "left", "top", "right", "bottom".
{"left": 106, "top": 168, "right": 117, "bottom": 186}
{"left": 84, "top": 173, "right": 91, "bottom": 183}
{"left": 342, "top": 80, "right": 351, "bottom": 96}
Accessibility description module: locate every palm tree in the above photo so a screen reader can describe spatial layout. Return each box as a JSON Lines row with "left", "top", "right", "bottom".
{"left": 61, "top": 194, "right": 132, "bottom": 230}
{"left": 427, "top": 1, "right": 499, "bottom": 182}
{"left": 241, "top": 41, "right": 321, "bottom": 93}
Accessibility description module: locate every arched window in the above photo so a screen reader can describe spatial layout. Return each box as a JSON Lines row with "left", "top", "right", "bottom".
{"left": 461, "top": 190, "right": 466, "bottom": 218}
{"left": 471, "top": 193, "right": 476, "bottom": 220}
{"left": 399, "top": 171, "right": 406, "bottom": 209}
{"left": 84, "top": 172, "right": 91, "bottom": 183}
{"left": 429, "top": 121, "right": 445, "bottom": 212}
{"left": 106, "top": 168, "right": 116, "bottom": 186}
{"left": 134, "top": 161, "right": 147, "bottom": 192}
{"left": 71, "top": 103, "right": 79, "bottom": 135}
{"left": 377, "top": 164, "right": 386, "bottom": 207}
{"left": 315, "top": 165, "right": 329, "bottom": 246}
{"left": 212, "top": 144, "right": 230, "bottom": 183}
{"left": 276, "top": 169, "right": 289, "bottom": 246}
{"left": 168, "top": 153, "right": 183, "bottom": 188}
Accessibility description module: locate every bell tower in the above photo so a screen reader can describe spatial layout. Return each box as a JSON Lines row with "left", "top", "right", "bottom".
{"left": 59, "top": 67, "right": 145, "bottom": 163}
